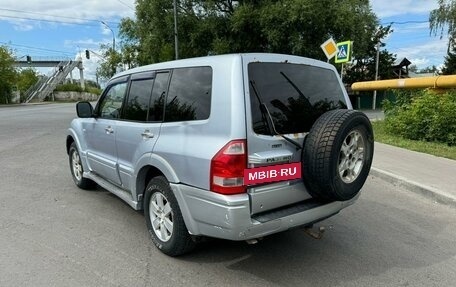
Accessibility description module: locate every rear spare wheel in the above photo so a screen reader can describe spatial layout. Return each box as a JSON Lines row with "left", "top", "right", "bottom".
{"left": 302, "top": 109, "right": 374, "bottom": 201}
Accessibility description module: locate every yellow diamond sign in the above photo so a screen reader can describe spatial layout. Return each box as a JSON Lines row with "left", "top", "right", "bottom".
{"left": 320, "top": 38, "right": 337, "bottom": 60}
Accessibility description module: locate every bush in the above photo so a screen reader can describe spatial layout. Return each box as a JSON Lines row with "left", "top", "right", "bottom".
{"left": 55, "top": 83, "right": 83, "bottom": 92}
{"left": 54, "top": 83, "right": 102, "bottom": 95}
{"left": 383, "top": 89, "right": 456, "bottom": 146}
{"left": 86, "top": 87, "right": 102, "bottom": 95}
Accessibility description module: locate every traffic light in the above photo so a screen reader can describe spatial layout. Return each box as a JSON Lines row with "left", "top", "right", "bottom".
{"left": 26, "top": 55, "right": 31, "bottom": 63}
{"left": 85, "top": 50, "right": 90, "bottom": 59}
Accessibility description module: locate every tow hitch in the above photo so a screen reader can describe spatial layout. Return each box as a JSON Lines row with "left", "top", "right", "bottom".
{"left": 302, "top": 225, "right": 327, "bottom": 239}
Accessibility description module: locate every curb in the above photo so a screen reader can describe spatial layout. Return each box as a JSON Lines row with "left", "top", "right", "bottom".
{"left": 370, "top": 167, "right": 456, "bottom": 208}
{"left": 0, "top": 102, "right": 52, "bottom": 108}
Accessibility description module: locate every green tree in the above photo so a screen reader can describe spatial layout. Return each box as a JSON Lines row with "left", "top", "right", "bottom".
{"left": 430, "top": 0, "right": 456, "bottom": 47}
{"left": 116, "top": 0, "right": 388, "bottom": 80}
{"left": 0, "top": 45, "right": 17, "bottom": 104}
{"left": 408, "top": 64, "right": 419, "bottom": 73}
{"left": 85, "top": 79, "right": 100, "bottom": 89}
{"left": 96, "top": 43, "right": 123, "bottom": 80}
{"left": 420, "top": 65, "right": 439, "bottom": 74}
{"left": 342, "top": 25, "right": 396, "bottom": 84}
{"left": 16, "top": 68, "right": 39, "bottom": 96}
{"left": 441, "top": 51, "right": 456, "bottom": 74}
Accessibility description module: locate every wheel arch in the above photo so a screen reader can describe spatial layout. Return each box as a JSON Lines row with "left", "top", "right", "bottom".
{"left": 136, "top": 165, "right": 164, "bottom": 209}
{"left": 66, "top": 127, "right": 86, "bottom": 155}
{"left": 66, "top": 128, "right": 90, "bottom": 176}
{"left": 66, "top": 135, "right": 75, "bottom": 154}
{"left": 135, "top": 156, "right": 180, "bottom": 210}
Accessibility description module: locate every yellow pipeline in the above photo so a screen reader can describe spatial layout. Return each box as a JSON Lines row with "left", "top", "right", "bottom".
{"left": 351, "top": 75, "right": 456, "bottom": 91}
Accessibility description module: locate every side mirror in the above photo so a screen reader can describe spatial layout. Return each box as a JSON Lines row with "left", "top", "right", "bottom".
{"left": 76, "top": 101, "right": 94, "bottom": 118}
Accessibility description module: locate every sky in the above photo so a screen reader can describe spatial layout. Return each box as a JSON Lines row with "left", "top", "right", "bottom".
{"left": 371, "top": 0, "right": 448, "bottom": 69}
{"left": 0, "top": 0, "right": 450, "bottom": 82}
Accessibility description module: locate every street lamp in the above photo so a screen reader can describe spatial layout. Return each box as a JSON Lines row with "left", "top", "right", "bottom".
{"left": 101, "top": 21, "right": 115, "bottom": 52}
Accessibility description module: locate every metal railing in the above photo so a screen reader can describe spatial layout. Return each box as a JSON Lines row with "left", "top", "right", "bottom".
{"left": 25, "top": 60, "right": 81, "bottom": 103}
{"left": 15, "top": 56, "right": 73, "bottom": 62}
{"left": 23, "top": 76, "right": 48, "bottom": 102}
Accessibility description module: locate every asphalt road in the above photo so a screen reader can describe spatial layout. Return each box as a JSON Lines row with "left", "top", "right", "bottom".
{"left": 0, "top": 103, "right": 455, "bottom": 287}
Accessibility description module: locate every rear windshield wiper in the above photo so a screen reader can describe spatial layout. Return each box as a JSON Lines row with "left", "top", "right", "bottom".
{"left": 280, "top": 71, "right": 306, "bottom": 98}
{"left": 249, "top": 80, "right": 303, "bottom": 150}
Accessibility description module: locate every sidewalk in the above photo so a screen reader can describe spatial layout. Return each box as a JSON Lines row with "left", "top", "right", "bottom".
{"left": 371, "top": 142, "right": 456, "bottom": 207}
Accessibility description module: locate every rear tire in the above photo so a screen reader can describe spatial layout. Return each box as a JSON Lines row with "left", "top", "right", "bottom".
{"left": 69, "top": 142, "right": 96, "bottom": 190}
{"left": 302, "top": 109, "right": 374, "bottom": 201}
{"left": 144, "top": 176, "right": 195, "bottom": 256}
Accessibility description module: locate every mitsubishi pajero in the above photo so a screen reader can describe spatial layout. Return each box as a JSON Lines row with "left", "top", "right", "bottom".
{"left": 67, "top": 53, "right": 374, "bottom": 256}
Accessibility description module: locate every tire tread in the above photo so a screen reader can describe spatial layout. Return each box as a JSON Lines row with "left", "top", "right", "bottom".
{"left": 145, "top": 176, "right": 195, "bottom": 256}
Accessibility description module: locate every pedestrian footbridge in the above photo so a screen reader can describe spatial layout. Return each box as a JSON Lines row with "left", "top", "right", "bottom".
{"left": 14, "top": 57, "right": 85, "bottom": 103}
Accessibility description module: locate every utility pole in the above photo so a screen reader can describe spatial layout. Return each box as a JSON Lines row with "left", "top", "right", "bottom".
{"left": 373, "top": 41, "right": 380, "bottom": 110}
{"left": 173, "top": 0, "right": 179, "bottom": 59}
{"left": 340, "top": 63, "right": 344, "bottom": 82}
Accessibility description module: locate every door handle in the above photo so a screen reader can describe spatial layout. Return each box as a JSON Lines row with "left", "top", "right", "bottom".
{"left": 141, "top": 130, "right": 154, "bottom": 139}
{"left": 105, "top": 126, "right": 114, "bottom": 134}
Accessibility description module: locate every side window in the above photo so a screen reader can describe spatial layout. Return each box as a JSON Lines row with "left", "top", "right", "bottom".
{"left": 148, "top": 72, "right": 169, "bottom": 122}
{"left": 99, "top": 82, "right": 128, "bottom": 119}
{"left": 123, "top": 78, "right": 154, "bottom": 122}
{"left": 164, "top": 67, "right": 212, "bottom": 122}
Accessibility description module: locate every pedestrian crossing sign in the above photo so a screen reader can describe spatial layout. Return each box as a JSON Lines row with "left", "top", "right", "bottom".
{"left": 335, "top": 41, "right": 352, "bottom": 63}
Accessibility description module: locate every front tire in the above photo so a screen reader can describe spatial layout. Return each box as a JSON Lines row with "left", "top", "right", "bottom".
{"left": 144, "top": 176, "right": 195, "bottom": 256}
{"left": 69, "top": 142, "right": 96, "bottom": 189}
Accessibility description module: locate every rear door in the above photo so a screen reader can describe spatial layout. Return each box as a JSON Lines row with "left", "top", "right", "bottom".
{"left": 115, "top": 71, "right": 170, "bottom": 190}
{"left": 84, "top": 78, "right": 128, "bottom": 185}
{"left": 243, "top": 56, "right": 349, "bottom": 214}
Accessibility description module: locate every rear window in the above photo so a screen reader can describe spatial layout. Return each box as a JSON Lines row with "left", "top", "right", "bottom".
{"left": 123, "top": 78, "right": 154, "bottom": 122}
{"left": 248, "top": 62, "right": 347, "bottom": 135}
{"left": 164, "top": 66, "right": 212, "bottom": 122}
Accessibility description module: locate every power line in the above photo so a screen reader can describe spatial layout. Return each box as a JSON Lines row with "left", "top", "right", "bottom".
{"left": 0, "top": 14, "right": 102, "bottom": 27}
{"left": 0, "top": 41, "right": 74, "bottom": 55}
{"left": 116, "top": 0, "right": 135, "bottom": 10}
{"left": 0, "top": 8, "right": 120, "bottom": 25}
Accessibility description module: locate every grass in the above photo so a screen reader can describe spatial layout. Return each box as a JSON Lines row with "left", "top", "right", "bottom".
{"left": 372, "top": 120, "right": 456, "bottom": 160}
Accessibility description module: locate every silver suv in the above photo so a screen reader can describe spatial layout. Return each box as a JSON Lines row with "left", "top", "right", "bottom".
{"left": 67, "top": 53, "right": 374, "bottom": 256}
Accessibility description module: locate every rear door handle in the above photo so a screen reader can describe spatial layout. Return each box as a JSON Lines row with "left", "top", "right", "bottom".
{"left": 141, "top": 130, "right": 154, "bottom": 139}
{"left": 105, "top": 126, "right": 114, "bottom": 134}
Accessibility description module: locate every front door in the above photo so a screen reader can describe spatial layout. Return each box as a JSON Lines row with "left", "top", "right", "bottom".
{"left": 84, "top": 79, "right": 128, "bottom": 186}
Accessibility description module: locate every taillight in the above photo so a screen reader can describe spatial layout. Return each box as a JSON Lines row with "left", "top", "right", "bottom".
{"left": 210, "top": 139, "right": 247, "bottom": 195}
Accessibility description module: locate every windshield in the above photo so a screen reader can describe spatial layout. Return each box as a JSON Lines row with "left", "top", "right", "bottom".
{"left": 248, "top": 62, "right": 347, "bottom": 135}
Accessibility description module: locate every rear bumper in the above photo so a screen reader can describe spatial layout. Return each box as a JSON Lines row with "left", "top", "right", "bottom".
{"left": 171, "top": 183, "right": 358, "bottom": 241}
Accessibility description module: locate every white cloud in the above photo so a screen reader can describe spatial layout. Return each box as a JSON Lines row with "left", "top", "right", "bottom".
{"left": 408, "top": 57, "right": 430, "bottom": 67}
{"left": 101, "top": 27, "right": 113, "bottom": 36}
{"left": 370, "top": 1, "right": 450, "bottom": 70}
{"left": 391, "top": 38, "right": 448, "bottom": 69}
{"left": 13, "top": 23, "right": 34, "bottom": 31}
{"left": 371, "top": 0, "right": 438, "bottom": 18}
{"left": 64, "top": 38, "right": 103, "bottom": 49}
{"left": 393, "top": 22, "right": 430, "bottom": 34}
{"left": 1, "top": 0, "right": 135, "bottom": 81}
{"left": 78, "top": 52, "right": 102, "bottom": 83}
{"left": 0, "top": 0, "right": 135, "bottom": 30}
